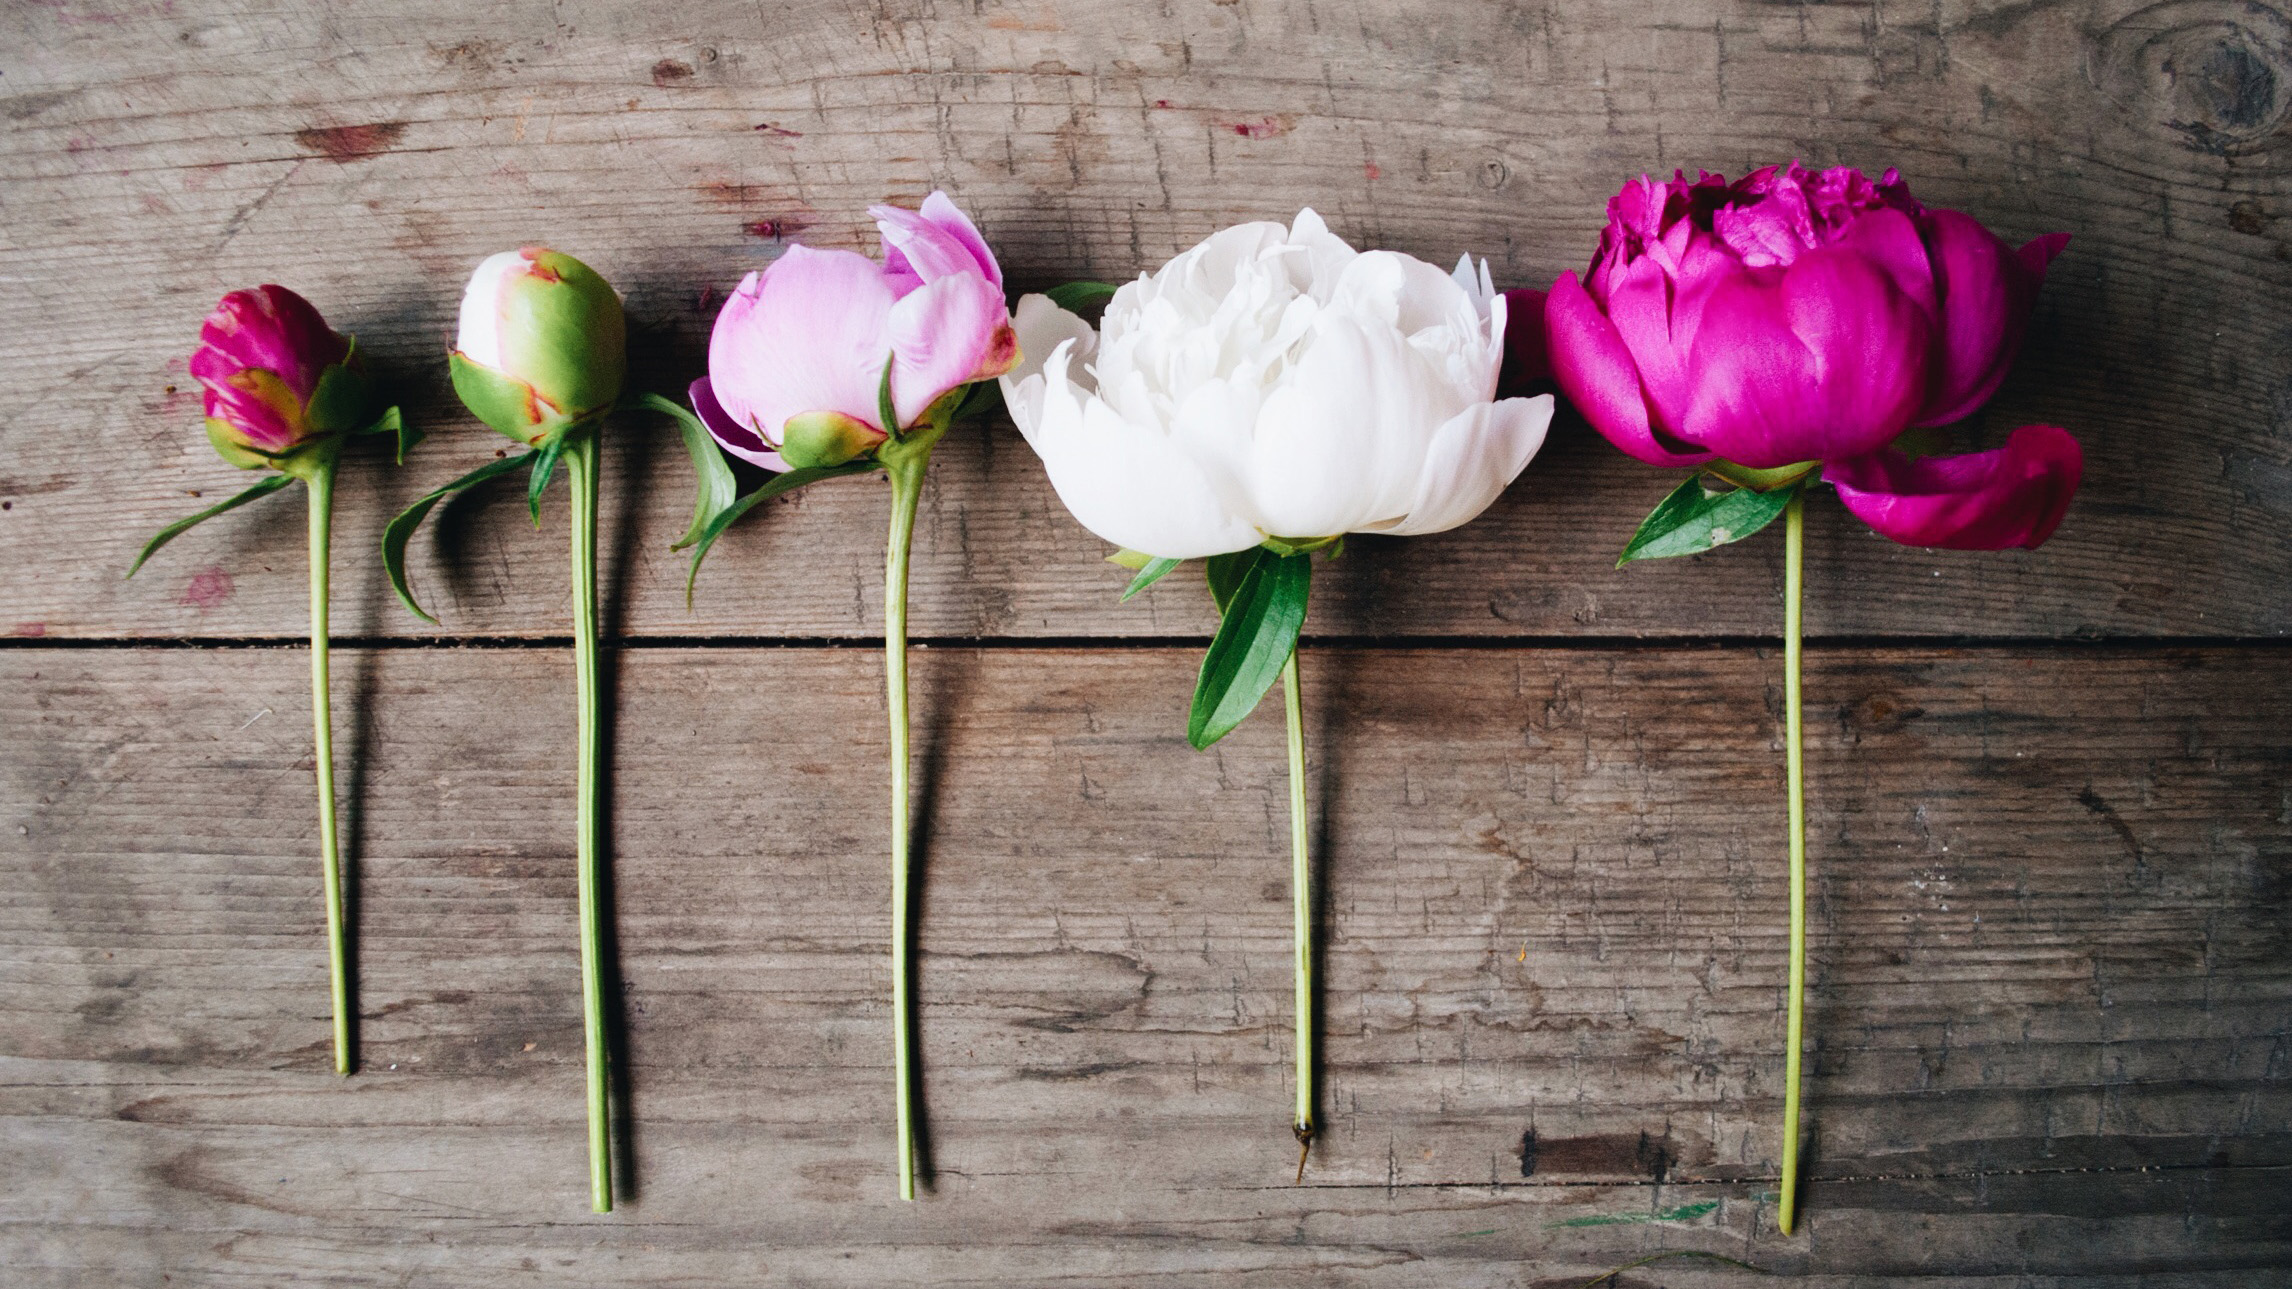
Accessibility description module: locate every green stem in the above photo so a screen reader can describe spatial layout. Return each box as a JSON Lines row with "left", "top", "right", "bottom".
{"left": 1778, "top": 491, "right": 1807, "bottom": 1234}
{"left": 566, "top": 430, "right": 612, "bottom": 1214}
{"left": 1283, "top": 650, "right": 1315, "bottom": 1182}
{"left": 882, "top": 437, "right": 933, "bottom": 1202}
{"left": 302, "top": 456, "right": 350, "bottom": 1077}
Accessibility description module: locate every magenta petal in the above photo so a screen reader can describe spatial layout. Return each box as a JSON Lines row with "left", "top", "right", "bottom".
{"left": 884, "top": 271, "right": 1007, "bottom": 426}
{"left": 690, "top": 376, "right": 786, "bottom": 471}
{"left": 1911, "top": 212, "right": 2061, "bottom": 426}
{"left": 198, "top": 285, "right": 346, "bottom": 400}
{"left": 1545, "top": 271, "right": 1713, "bottom": 468}
{"left": 1828, "top": 424, "right": 2083, "bottom": 549}
{"left": 1680, "top": 240, "right": 1931, "bottom": 467}
{"left": 707, "top": 249, "right": 898, "bottom": 440}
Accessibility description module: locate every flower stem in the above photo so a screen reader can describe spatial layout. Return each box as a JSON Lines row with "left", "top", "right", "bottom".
{"left": 881, "top": 435, "right": 935, "bottom": 1202}
{"left": 1283, "top": 649, "right": 1315, "bottom": 1181}
{"left": 566, "top": 429, "right": 612, "bottom": 1214}
{"left": 1778, "top": 491, "right": 1807, "bottom": 1234}
{"left": 302, "top": 455, "right": 351, "bottom": 1077}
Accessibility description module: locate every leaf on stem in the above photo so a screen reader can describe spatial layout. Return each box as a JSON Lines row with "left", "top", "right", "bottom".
{"left": 525, "top": 432, "right": 569, "bottom": 525}
{"left": 1203, "top": 550, "right": 1254, "bottom": 614}
{"left": 632, "top": 391, "right": 737, "bottom": 551}
{"left": 1618, "top": 474, "right": 1803, "bottom": 565}
{"left": 353, "top": 405, "right": 421, "bottom": 464}
{"left": 125, "top": 473, "right": 296, "bottom": 578}
{"left": 380, "top": 452, "right": 535, "bottom": 623}
{"left": 1044, "top": 280, "right": 1120, "bottom": 317}
{"left": 876, "top": 350, "right": 900, "bottom": 440}
{"left": 682, "top": 462, "right": 878, "bottom": 604}
{"left": 1188, "top": 548, "right": 1311, "bottom": 749}
{"left": 1121, "top": 555, "right": 1182, "bottom": 602}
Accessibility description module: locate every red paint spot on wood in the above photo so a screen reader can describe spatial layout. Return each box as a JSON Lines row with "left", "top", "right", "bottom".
{"left": 1152, "top": 99, "right": 1176, "bottom": 109}
{"left": 180, "top": 567, "right": 234, "bottom": 611}
{"left": 651, "top": 59, "right": 694, "bottom": 85}
{"left": 1364, "top": 162, "right": 1382, "bottom": 180}
{"left": 753, "top": 122, "right": 802, "bottom": 137}
{"left": 745, "top": 217, "right": 808, "bottom": 240}
{"left": 14, "top": 622, "right": 45, "bottom": 638}
{"left": 294, "top": 121, "right": 407, "bottom": 162}
{"left": 1224, "top": 115, "right": 1294, "bottom": 139}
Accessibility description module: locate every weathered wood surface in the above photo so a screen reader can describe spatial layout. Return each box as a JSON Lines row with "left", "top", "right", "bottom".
{"left": 2, "top": 0, "right": 2289, "bottom": 640}
{"left": 5, "top": 0, "right": 2291, "bottom": 1284}
{"left": 3, "top": 647, "right": 2287, "bottom": 1284}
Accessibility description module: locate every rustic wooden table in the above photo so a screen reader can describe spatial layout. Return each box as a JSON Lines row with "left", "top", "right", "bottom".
{"left": 5, "top": 1, "right": 2289, "bottom": 1284}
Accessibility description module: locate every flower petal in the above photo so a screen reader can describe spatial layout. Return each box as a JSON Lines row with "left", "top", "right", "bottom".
{"left": 872, "top": 191, "right": 1003, "bottom": 291}
{"left": 1912, "top": 213, "right": 2067, "bottom": 426}
{"left": 885, "top": 270, "right": 1011, "bottom": 426}
{"left": 707, "top": 248, "right": 898, "bottom": 439}
{"left": 1827, "top": 424, "right": 2083, "bottom": 549}
{"left": 1366, "top": 394, "right": 1554, "bottom": 536}
{"left": 690, "top": 376, "right": 787, "bottom": 471}
{"left": 1545, "top": 271, "right": 1714, "bottom": 467}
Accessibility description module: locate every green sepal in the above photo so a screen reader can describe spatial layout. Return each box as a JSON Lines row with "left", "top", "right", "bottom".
{"left": 204, "top": 419, "right": 273, "bottom": 470}
{"left": 381, "top": 451, "right": 537, "bottom": 623}
{"left": 1188, "top": 547, "right": 1311, "bottom": 750}
{"left": 1107, "top": 548, "right": 1153, "bottom": 571}
{"left": 1258, "top": 534, "right": 1340, "bottom": 558}
{"left": 125, "top": 472, "right": 296, "bottom": 579}
{"left": 351, "top": 405, "right": 420, "bottom": 465}
{"left": 1044, "top": 280, "right": 1120, "bottom": 317}
{"left": 451, "top": 350, "right": 553, "bottom": 445}
{"left": 1618, "top": 474, "right": 1804, "bottom": 566}
{"left": 304, "top": 354, "right": 378, "bottom": 435}
{"left": 1705, "top": 458, "right": 1819, "bottom": 492}
{"left": 633, "top": 392, "right": 736, "bottom": 551}
{"left": 1121, "top": 556, "right": 1182, "bottom": 602}
{"left": 525, "top": 429, "right": 571, "bottom": 525}
{"left": 683, "top": 462, "right": 879, "bottom": 606}
{"left": 780, "top": 410, "right": 885, "bottom": 469}
{"left": 876, "top": 350, "right": 900, "bottom": 440}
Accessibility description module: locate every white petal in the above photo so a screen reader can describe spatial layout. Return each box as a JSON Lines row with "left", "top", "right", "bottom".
{"left": 1364, "top": 394, "right": 1554, "bottom": 536}
{"left": 1005, "top": 294, "right": 1098, "bottom": 393}
{"left": 455, "top": 250, "right": 524, "bottom": 369}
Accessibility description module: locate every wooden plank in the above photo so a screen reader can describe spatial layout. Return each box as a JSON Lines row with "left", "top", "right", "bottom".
{"left": 2, "top": 0, "right": 2288, "bottom": 640}
{"left": 2, "top": 644, "right": 2285, "bottom": 1282}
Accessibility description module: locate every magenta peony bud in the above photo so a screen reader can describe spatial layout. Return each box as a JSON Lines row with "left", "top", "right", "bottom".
{"left": 190, "top": 285, "right": 374, "bottom": 469}
{"left": 692, "top": 191, "right": 1017, "bottom": 470}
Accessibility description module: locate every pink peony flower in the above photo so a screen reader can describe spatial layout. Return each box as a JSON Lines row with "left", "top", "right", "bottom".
{"left": 190, "top": 285, "right": 365, "bottom": 466}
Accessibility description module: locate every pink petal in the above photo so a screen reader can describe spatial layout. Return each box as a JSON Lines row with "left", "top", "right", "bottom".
{"left": 1912, "top": 212, "right": 2065, "bottom": 426}
{"left": 871, "top": 191, "right": 1002, "bottom": 290}
{"left": 1827, "top": 424, "right": 2083, "bottom": 549}
{"left": 1679, "top": 235, "right": 1932, "bottom": 468}
{"left": 1544, "top": 271, "right": 1713, "bottom": 468}
{"left": 707, "top": 248, "right": 900, "bottom": 439}
{"left": 197, "top": 285, "right": 346, "bottom": 400}
{"left": 690, "top": 376, "right": 787, "bottom": 471}
{"left": 884, "top": 271, "right": 1010, "bottom": 426}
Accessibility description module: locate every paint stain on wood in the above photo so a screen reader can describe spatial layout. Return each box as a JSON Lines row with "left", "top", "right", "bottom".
{"left": 293, "top": 121, "right": 405, "bottom": 162}
{"left": 179, "top": 567, "right": 233, "bottom": 611}
{"left": 1224, "top": 114, "right": 1295, "bottom": 138}
{"left": 1519, "top": 1128, "right": 1672, "bottom": 1180}
{"left": 753, "top": 122, "right": 802, "bottom": 137}
{"left": 651, "top": 59, "right": 693, "bottom": 85}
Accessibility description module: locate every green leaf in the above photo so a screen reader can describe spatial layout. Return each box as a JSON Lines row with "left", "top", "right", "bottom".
{"left": 1203, "top": 550, "right": 1254, "bottom": 615}
{"left": 353, "top": 405, "right": 420, "bottom": 464}
{"left": 683, "top": 462, "right": 878, "bottom": 605}
{"left": 635, "top": 391, "right": 736, "bottom": 550}
{"left": 1618, "top": 474, "right": 1803, "bottom": 565}
{"left": 876, "top": 350, "right": 900, "bottom": 439}
{"left": 1044, "top": 280, "right": 1119, "bottom": 316}
{"left": 1106, "top": 548, "right": 1152, "bottom": 571}
{"left": 525, "top": 432, "right": 568, "bottom": 525}
{"left": 1188, "top": 549, "right": 1311, "bottom": 750}
{"left": 125, "top": 473, "right": 295, "bottom": 579}
{"left": 1704, "top": 458, "right": 1819, "bottom": 492}
{"left": 955, "top": 378, "right": 1004, "bottom": 421}
{"left": 381, "top": 452, "right": 535, "bottom": 623}
{"left": 1121, "top": 556, "right": 1182, "bottom": 602}
{"left": 305, "top": 358, "right": 377, "bottom": 435}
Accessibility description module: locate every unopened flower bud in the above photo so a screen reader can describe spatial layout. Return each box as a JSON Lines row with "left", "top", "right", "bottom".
{"left": 191, "top": 285, "right": 375, "bottom": 470}
{"left": 452, "top": 248, "right": 626, "bottom": 444}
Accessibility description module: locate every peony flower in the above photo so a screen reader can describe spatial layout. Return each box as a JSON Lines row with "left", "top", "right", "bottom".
{"left": 452, "top": 247, "right": 627, "bottom": 446}
{"left": 1008, "top": 211, "right": 1553, "bottom": 1181}
{"left": 135, "top": 285, "right": 414, "bottom": 1082}
{"left": 191, "top": 284, "right": 374, "bottom": 468}
{"left": 1000, "top": 209, "right": 1552, "bottom": 560}
{"left": 1540, "top": 162, "right": 2081, "bottom": 549}
{"left": 694, "top": 191, "right": 1016, "bottom": 469}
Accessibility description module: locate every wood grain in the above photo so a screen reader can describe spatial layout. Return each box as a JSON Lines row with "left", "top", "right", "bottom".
{"left": 0, "top": 0, "right": 2287, "bottom": 640}
{"left": 2, "top": 645, "right": 2285, "bottom": 1283}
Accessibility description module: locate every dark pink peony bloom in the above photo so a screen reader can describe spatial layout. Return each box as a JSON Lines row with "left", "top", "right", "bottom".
{"left": 189, "top": 285, "right": 358, "bottom": 462}
{"left": 1538, "top": 163, "right": 2082, "bottom": 549}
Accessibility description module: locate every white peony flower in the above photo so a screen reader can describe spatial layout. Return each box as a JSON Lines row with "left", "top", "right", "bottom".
{"left": 1000, "top": 209, "right": 1553, "bottom": 560}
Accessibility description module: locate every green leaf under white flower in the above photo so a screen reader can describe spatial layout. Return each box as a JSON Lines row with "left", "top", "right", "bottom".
{"left": 1121, "top": 556, "right": 1181, "bottom": 601}
{"left": 1188, "top": 547, "right": 1311, "bottom": 750}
